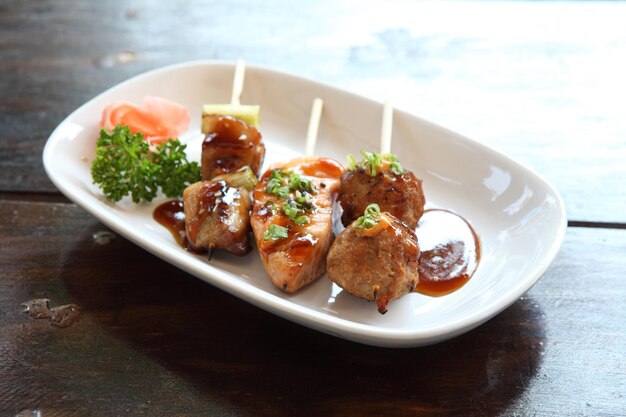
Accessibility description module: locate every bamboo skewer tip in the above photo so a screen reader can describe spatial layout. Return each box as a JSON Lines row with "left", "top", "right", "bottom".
{"left": 380, "top": 100, "right": 393, "bottom": 155}
{"left": 305, "top": 98, "right": 324, "bottom": 157}
{"left": 231, "top": 59, "right": 246, "bottom": 106}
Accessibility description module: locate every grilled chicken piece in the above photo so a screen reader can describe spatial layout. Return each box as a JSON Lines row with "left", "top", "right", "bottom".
{"left": 327, "top": 209, "right": 420, "bottom": 314}
{"left": 338, "top": 164, "right": 425, "bottom": 229}
{"left": 182, "top": 180, "right": 252, "bottom": 256}
{"left": 201, "top": 114, "right": 265, "bottom": 180}
{"left": 251, "top": 156, "right": 344, "bottom": 293}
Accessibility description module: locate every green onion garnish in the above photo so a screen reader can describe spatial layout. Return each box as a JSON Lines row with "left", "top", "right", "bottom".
{"left": 263, "top": 224, "right": 289, "bottom": 240}
{"left": 354, "top": 203, "right": 382, "bottom": 229}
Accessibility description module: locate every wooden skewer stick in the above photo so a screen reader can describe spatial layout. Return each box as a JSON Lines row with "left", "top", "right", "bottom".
{"left": 380, "top": 100, "right": 393, "bottom": 155}
{"left": 305, "top": 98, "right": 324, "bottom": 157}
{"left": 231, "top": 59, "right": 246, "bottom": 106}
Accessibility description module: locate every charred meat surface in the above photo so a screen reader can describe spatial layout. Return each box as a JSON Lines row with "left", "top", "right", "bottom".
{"left": 251, "top": 156, "right": 344, "bottom": 293}
{"left": 339, "top": 167, "right": 425, "bottom": 229}
{"left": 327, "top": 206, "right": 420, "bottom": 314}
{"left": 201, "top": 115, "right": 265, "bottom": 180}
{"left": 183, "top": 180, "right": 252, "bottom": 256}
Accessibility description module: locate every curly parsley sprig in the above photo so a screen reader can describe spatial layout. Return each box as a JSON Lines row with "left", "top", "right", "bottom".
{"left": 91, "top": 125, "right": 201, "bottom": 203}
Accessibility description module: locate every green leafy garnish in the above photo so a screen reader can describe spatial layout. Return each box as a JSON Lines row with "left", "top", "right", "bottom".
{"left": 347, "top": 151, "right": 404, "bottom": 176}
{"left": 213, "top": 166, "right": 259, "bottom": 191}
{"left": 263, "top": 168, "right": 319, "bottom": 234}
{"left": 91, "top": 125, "right": 201, "bottom": 203}
{"left": 347, "top": 154, "right": 357, "bottom": 170}
{"left": 354, "top": 203, "right": 382, "bottom": 229}
{"left": 288, "top": 172, "right": 314, "bottom": 194}
{"left": 281, "top": 199, "right": 311, "bottom": 226}
{"left": 384, "top": 153, "right": 404, "bottom": 176}
{"left": 265, "top": 169, "right": 290, "bottom": 199}
{"left": 263, "top": 224, "right": 289, "bottom": 240}
{"left": 265, "top": 169, "right": 318, "bottom": 198}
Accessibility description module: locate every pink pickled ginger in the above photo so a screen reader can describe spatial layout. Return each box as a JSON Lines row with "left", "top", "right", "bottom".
{"left": 100, "top": 96, "right": 190, "bottom": 145}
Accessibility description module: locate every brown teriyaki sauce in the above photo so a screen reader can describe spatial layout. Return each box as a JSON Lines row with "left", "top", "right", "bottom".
{"left": 413, "top": 208, "right": 480, "bottom": 296}
{"left": 153, "top": 200, "right": 188, "bottom": 248}
{"left": 153, "top": 201, "right": 480, "bottom": 298}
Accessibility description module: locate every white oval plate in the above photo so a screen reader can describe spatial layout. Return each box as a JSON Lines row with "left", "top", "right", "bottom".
{"left": 43, "top": 61, "right": 566, "bottom": 347}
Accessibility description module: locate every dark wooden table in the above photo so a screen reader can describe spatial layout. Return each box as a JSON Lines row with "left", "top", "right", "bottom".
{"left": 1, "top": 1, "right": 625, "bottom": 416}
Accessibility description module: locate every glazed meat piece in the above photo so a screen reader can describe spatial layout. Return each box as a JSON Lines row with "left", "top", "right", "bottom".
{"left": 201, "top": 114, "right": 265, "bottom": 180}
{"left": 182, "top": 180, "right": 252, "bottom": 256}
{"left": 327, "top": 204, "right": 420, "bottom": 314}
{"left": 251, "top": 156, "right": 344, "bottom": 293}
{"left": 338, "top": 152, "right": 425, "bottom": 229}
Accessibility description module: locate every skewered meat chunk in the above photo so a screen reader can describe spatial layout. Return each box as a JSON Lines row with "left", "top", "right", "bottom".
{"left": 338, "top": 153, "right": 425, "bottom": 229}
{"left": 327, "top": 205, "right": 420, "bottom": 314}
{"left": 182, "top": 180, "right": 252, "bottom": 256}
{"left": 251, "top": 156, "right": 344, "bottom": 293}
{"left": 201, "top": 114, "right": 265, "bottom": 180}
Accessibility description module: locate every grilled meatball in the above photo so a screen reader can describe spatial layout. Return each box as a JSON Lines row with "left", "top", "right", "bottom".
{"left": 201, "top": 114, "right": 265, "bottom": 180}
{"left": 338, "top": 168, "right": 425, "bottom": 229}
{"left": 183, "top": 180, "right": 252, "bottom": 256}
{"left": 327, "top": 212, "right": 419, "bottom": 314}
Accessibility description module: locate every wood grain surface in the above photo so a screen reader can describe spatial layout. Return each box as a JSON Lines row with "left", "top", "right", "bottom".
{"left": 1, "top": 0, "right": 625, "bottom": 222}
{"left": 1, "top": 1, "right": 625, "bottom": 416}
{"left": 0, "top": 201, "right": 624, "bottom": 416}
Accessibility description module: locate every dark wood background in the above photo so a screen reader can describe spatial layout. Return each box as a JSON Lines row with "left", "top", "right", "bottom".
{"left": 1, "top": 1, "right": 624, "bottom": 416}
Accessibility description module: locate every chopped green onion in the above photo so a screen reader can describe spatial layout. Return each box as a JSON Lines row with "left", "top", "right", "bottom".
{"left": 347, "top": 151, "right": 404, "bottom": 176}
{"left": 265, "top": 169, "right": 318, "bottom": 199}
{"left": 281, "top": 199, "right": 313, "bottom": 225}
{"left": 294, "top": 215, "right": 310, "bottom": 226}
{"left": 354, "top": 203, "right": 382, "bottom": 229}
{"left": 347, "top": 154, "right": 357, "bottom": 170}
{"left": 383, "top": 153, "right": 404, "bottom": 175}
{"left": 263, "top": 224, "right": 289, "bottom": 240}
{"left": 213, "top": 166, "right": 259, "bottom": 191}
{"left": 288, "top": 173, "right": 314, "bottom": 194}
{"left": 363, "top": 151, "right": 383, "bottom": 176}
{"left": 282, "top": 200, "right": 299, "bottom": 218}
{"left": 389, "top": 161, "right": 403, "bottom": 175}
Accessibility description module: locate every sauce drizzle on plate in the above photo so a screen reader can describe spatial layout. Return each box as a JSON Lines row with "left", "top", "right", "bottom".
{"left": 153, "top": 200, "right": 187, "bottom": 247}
{"left": 414, "top": 209, "right": 480, "bottom": 296}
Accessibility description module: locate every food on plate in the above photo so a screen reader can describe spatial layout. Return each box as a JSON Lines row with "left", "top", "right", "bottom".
{"left": 250, "top": 156, "right": 344, "bottom": 293}
{"left": 202, "top": 104, "right": 260, "bottom": 129}
{"left": 100, "top": 96, "right": 190, "bottom": 145}
{"left": 200, "top": 115, "right": 265, "bottom": 180}
{"left": 85, "top": 60, "right": 483, "bottom": 325}
{"left": 338, "top": 151, "right": 425, "bottom": 229}
{"left": 327, "top": 204, "right": 420, "bottom": 314}
{"left": 182, "top": 180, "right": 252, "bottom": 256}
{"left": 154, "top": 57, "right": 264, "bottom": 258}
{"left": 153, "top": 167, "right": 259, "bottom": 252}
{"left": 200, "top": 59, "right": 261, "bottom": 129}
{"left": 200, "top": 59, "right": 265, "bottom": 179}
{"left": 91, "top": 125, "right": 200, "bottom": 202}
{"left": 212, "top": 166, "right": 259, "bottom": 191}
{"left": 176, "top": 167, "right": 259, "bottom": 257}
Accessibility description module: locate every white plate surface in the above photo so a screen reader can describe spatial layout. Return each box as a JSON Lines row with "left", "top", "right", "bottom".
{"left": 43, "top": 61, "right": 566, "bottom": 347}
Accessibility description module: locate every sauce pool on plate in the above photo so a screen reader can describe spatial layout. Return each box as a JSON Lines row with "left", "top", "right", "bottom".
{"left": 153, "top": 200, "right": 187, "bottom": 247}
{"left": 414, "top": 209, "right": 480, "bottom": 296}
